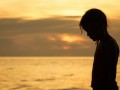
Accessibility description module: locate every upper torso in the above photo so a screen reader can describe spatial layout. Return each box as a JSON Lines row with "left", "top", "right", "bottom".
{"left": 91, "top": 36, "right": 119, "bottom": 88}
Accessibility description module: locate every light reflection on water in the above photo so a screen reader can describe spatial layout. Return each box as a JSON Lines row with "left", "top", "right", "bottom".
{"left": 0, "top": 57, "right": 119, "bottom": 90}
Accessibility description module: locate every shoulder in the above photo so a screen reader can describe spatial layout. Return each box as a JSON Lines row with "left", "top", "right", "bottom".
{"left": 102, "top": 36, "right": 117, "bottom": 46}
{"left": 102, "top": 36, "right": 119, "bottom": 53}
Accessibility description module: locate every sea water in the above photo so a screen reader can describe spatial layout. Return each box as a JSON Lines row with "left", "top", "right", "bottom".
{"left": 0, "top": 57, "right": 119, "bottom": 90}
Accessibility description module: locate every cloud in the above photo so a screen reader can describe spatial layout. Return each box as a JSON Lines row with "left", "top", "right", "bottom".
{"left": 48, "top": 33, "right": 86, "bottom": 44}
{"left": 0, "top": 17, "right": 120, "bottom": 56}
{"left": 0, "top": 17, "right": 80, "bottom": 36}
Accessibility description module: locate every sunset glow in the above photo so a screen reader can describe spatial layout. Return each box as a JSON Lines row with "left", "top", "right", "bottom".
{"left": 60, "top": 34, "right": 85, "bottom": 43}
{"left": 0, "top": 0, "right": 120, "bottom": 56}
{"left": 48, "top": 34, "right": 85, "bottom": 44}
{"left": 0, "top": 0, "right": 120, "bottom": 19}
{"left": 62, "top": 46, "right": 71, "bottom": 50}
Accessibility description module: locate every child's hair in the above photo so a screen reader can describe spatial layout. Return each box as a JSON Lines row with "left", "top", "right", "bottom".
{"left": 79, "top": 8, "right": 108, "bottom": 33}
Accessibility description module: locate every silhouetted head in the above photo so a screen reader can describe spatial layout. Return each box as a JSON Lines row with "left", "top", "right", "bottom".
{"left": 79, "top": 8, "right": 108, "bottom": 41}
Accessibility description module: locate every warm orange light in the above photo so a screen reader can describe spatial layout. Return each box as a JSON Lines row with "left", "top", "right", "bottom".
{"left": 48, "top": 34, "right": 86, "bottom": 44}
{"left": 48, "top": 36, "right": 57, "bottom": 41}
{"left": 62, "top": 46, "right": 71, "bottom": 50}
{"left": 0, "top": 0, "right": 119, "bottom": 20}
{"left": 60, "top": 34, "right": 85, "bottom": 44}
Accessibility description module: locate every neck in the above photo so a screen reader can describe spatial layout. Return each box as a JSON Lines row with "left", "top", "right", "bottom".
{"left": 100, "top": 33, "right": 111, "bottom": 42}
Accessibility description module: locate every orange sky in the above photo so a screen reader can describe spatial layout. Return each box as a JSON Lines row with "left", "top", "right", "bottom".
{"left": 0, "top": 0, "right": 120, "bottom": 20}
{"left": 0, "top": 0, "right": 120, "bottom": 56}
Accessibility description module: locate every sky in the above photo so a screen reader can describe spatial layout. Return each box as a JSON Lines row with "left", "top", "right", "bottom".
{"left": 0, "top": 0, "right": 120, "bottom": 56}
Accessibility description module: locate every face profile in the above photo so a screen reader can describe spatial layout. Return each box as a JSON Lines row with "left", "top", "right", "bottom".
{"left": 79, "top": 8, "right": 108, "bottom": 42}
{"left": 84, "top": 28, "right": 99, "bottom": 41}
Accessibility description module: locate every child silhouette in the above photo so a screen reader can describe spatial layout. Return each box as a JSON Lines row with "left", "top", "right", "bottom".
{"left": 79, "top": 8, "right": 119, "bottom": 90}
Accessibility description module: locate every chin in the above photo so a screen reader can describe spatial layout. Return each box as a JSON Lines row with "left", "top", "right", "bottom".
{"left": 89, "top": 36, "right": 98, "bottom": 41}
{"left": 93, "top": 39, "right": 97, "bottom": 41}
{"left": 91, "top": 38, "right": 97, "bottom": 41}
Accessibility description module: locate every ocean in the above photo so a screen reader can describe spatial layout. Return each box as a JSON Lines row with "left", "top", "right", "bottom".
{"left": 0, "top": 57, "right": 120, "bottom": 90}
